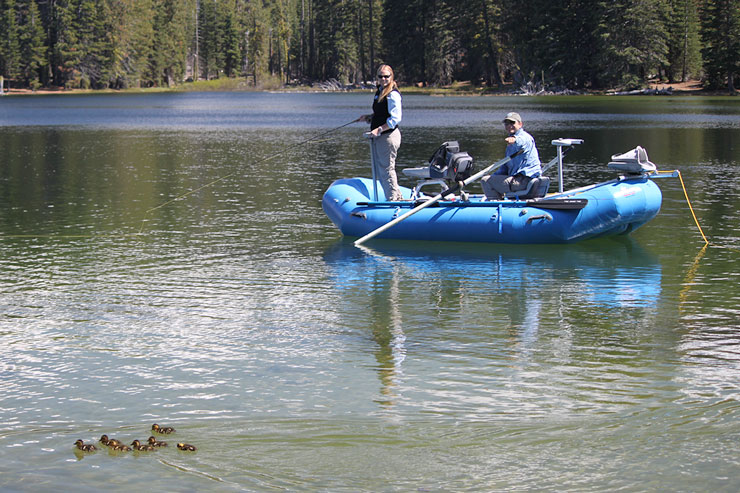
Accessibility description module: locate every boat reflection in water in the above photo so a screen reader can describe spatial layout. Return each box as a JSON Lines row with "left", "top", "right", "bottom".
{"left": 322, "top": 238, "right": 662, "bottom": 408}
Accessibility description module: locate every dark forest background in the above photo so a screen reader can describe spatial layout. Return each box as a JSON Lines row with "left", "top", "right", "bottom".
{"left": 0, "top": 0, "right": 738, "bottom": 93}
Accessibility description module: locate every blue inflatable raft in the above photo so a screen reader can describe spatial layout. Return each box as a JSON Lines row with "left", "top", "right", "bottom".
{"left": 323, "top": 140, "right": 669, "bottom": 245}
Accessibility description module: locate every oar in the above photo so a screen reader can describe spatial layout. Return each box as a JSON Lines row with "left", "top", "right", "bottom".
{"left": 354, "top": 149, "right": 523, "bottom": 246}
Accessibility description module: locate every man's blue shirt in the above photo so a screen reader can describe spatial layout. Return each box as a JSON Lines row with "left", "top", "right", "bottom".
{"left": 495, "top": 128, "right": 541, "bottom": 177}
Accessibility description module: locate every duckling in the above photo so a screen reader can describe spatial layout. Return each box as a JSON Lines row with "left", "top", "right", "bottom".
{"left": 111, "top": 443, "right": 132, "bottom": 452}
{"left": 148, "top": 436, "right": 168, "bottom": 447}
{"left": 151, "top": 423, "right": 175, "bottom": 434}
{"left": 74, "top": 439, "right": 97, "bottom": 452}
{"left": 176, "top": 442, "right": 197, "bottom": 452}
{"left": 99, "top": 434, "right": 122, "bottom": 448}
{"left": 131, "top": 439, "right": 155, "bottom": 451}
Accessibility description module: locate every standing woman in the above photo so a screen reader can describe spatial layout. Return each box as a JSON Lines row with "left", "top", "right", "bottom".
{"left": 358, "top": 64, "right": 403, "bottom": 201}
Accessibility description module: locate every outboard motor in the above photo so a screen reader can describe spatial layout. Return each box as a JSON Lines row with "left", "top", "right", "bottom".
{"left": 427, "top": 141, "right": 475, "bottom": 181}
{"left": 402, "top": 141, "right": 475, "bottom": 199}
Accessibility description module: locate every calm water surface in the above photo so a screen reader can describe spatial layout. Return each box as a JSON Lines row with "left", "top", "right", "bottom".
{"left": 1, "top": 92, "right": 740, "bottom": 491}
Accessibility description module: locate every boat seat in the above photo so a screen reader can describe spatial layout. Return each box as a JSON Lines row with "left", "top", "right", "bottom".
{"left": 402, "top": 167, "right": 451, "bottom": 199}
{"left": 402, "top": 167, "right": 434, "bottom": 179}
{"left": 607, "top": 146, "right": 657, "bottom": 174}
{"left": 504, "top": 176, "right": 551, "bottom": 200}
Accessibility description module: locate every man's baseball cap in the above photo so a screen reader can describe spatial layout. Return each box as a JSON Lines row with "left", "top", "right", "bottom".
{"left": 503, "top": 112, "right": 522, "bottom": 124}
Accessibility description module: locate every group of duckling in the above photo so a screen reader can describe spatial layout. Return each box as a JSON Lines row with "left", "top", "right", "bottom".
{"left": 74, "top": 423, "right": 197, "bottom": 454}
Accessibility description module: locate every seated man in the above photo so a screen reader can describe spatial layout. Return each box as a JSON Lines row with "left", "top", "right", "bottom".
{"left": 481, "top": 112, "right": 542, "bottom": 200}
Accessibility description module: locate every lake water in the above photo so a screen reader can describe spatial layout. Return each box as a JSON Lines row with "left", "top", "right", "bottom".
{"left": 1, "top": 91, "right": 739, "bottom": 491}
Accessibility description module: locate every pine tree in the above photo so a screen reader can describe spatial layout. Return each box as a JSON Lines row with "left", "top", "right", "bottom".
{"left": 222, "top": 4, "right": 241, "bottom": 77}
{"left": 665, "top": 0, "right": 702, "bottom": 82}
{"left": 334, "top": 0, "right": 359, "bottom": 84}
{"left": 0, "top": 0, "right": 22, "bottom": 88}
{"left": 498, "top": 0, "right": 536, "bottom": 87}
{"left": 51, "top": 0, "right": 110, "bottom": 88}
{"left": 700, "top": 0, "right": 740, "bottom": 91}
{"left": 148, "top": 0, "right": 195, "bottom": 87}
{"left": 108, "top": 0, "right": 157, "bottom": 88}
{"left": 50, "top": 0, "right": 77, "bottom": 87}
{"left": 198, "top": 0, "right": 218, "bottom": 79}
{"left": 538, "top": 0, "right": 603, "bottom": 90}
{"left": 593, "top": 0, "right": 669, "bottom": 89}
{"left": 241, "top": 0, "right": 268, "bottom": 86}
{"left": 382, "top": 0, "right": 425, "bottom": 84}
{"left": 309, "top": 0, "right": 358, "bottom": 83}
{"left": 475, "top": 0, "right": 505, "bottom": 88}
{"left": 424, "top": 0, "right": 458, "bottom": 85}
{"left": 15, "top": 0, "right": 45, "bottom": 88}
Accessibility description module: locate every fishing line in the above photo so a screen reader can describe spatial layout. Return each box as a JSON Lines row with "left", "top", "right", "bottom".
{"left": 0, "top": 120, "right": 360, "bottom": 239}
{"left": 137, "top": 119, "right": 360, "bottom": 233}
{"left": 0, "top": 233, "right": 140, "bottom": 239}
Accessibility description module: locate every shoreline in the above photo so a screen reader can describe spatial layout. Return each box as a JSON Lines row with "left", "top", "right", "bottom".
{"left": 1, "top": 79, "right": 734, "bottom": 98}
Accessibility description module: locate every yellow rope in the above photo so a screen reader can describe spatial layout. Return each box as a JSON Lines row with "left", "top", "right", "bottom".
{"left": 667, "top": 170, "right": 740, "bottom": 254}
{"left": 672, "top": 170, "right": 708, "bottom": 246}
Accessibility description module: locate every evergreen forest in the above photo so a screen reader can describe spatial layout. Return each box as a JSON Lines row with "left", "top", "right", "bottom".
{"left": 0, "top": 0, "right": 738, "bottom": 93}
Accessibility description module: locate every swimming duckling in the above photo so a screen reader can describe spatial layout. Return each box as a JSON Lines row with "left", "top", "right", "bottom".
{"left": 99, "top": 435, "right": 122, "bottom": 447}
{"left": 74, "top": 439, "right": 97, "bottom": 452}
{"left": 151, "top": 423, "right": 175, "bottom": 434}
{"left": 111, "top": 443, "right": 132, "bottom": 452}
{"left": 176, "top": 443, "right": 197, "bottom": 452}
{"left": 131, "top": 440, "right": 155, "bottom": 451}
{"left": 148, "top": 436, "right": 167, "bottom": 447}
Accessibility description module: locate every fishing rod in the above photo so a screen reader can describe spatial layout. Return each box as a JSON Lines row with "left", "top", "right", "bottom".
{"left": 138, "top": 118, "right": 361, "bottom": 233}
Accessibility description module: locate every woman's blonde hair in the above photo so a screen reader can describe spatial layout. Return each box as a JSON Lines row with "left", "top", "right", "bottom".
{"left": 377, "top": 64, "right": 398, "bottom": 101}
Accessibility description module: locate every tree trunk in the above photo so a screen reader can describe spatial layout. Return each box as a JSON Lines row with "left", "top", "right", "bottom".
{"left": 300, "top": 0, "right": 305, "bottom": 77}
{"left": 368, "top": 0, "right": 374, "bottom": 73}
{"left": 358, "top": 4, "right": 365, "bottom": 82}
{"left": 194, "top": 0, "right": 200, "bottom": 80}
{"left": 482, "top": 0, "right": 503, "bottom": 88}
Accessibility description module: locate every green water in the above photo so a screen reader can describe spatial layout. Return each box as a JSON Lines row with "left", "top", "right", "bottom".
{"left": 1, "top": 92, "right": 739, "bottom": 491}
